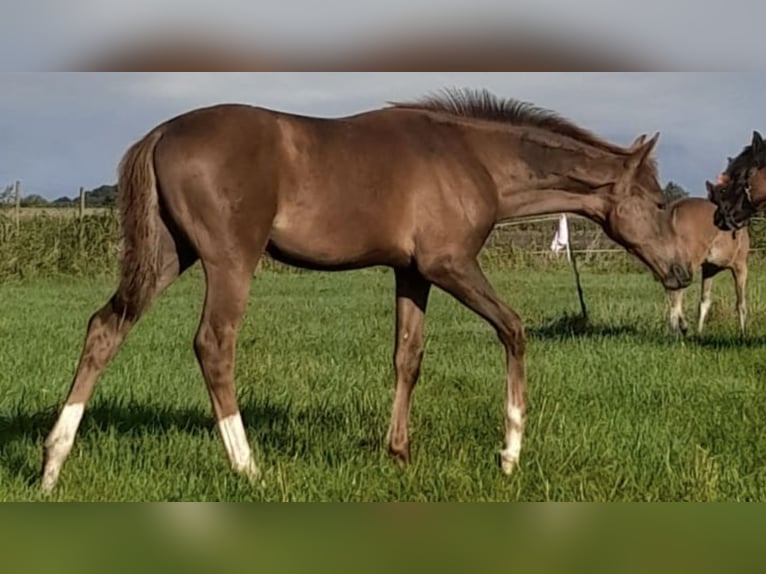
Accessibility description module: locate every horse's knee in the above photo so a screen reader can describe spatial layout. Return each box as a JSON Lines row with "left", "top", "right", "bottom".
{"left": 499, "top": 313, "right": 526, "bottom": 357}
{"left": 194, "top": 322, "right": 235, "bottom": 375}
{"left": 193, "top": 323, "right": 215, "bottom": 362}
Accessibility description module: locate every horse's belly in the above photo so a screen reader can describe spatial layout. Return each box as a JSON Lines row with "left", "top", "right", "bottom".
{"left": 267, "top": 217, "right": 411, "bottom": 271}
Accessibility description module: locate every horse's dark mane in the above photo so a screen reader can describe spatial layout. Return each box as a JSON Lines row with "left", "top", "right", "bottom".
{"left": 727, "top": 144, "right": 766, "bottom": 177}
{"left": 392, "top": 88, "right": 629, "bottom": 155}
{"left": 726, "top": 145, "right": 753, "bottom": 176}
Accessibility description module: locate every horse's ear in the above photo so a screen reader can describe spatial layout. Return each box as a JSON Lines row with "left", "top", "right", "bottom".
{"left": 630, "top": 134, "right": 647, "bottom": 150}
{"left": 705, "top": 181, "right": 716, "bottom": 200}
{"left": 628, "top": 132, "right": 660, "bottom": 169}
{"left": 753, "top": 131, "right": 764, "bottom": 154}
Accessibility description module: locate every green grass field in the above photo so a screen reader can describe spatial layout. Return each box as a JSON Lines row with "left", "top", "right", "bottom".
{"left": 2, "top": 267, "right": 766, "bottom": 501}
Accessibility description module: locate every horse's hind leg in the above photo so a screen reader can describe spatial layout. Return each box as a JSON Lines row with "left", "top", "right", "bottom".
{"left": 387, "top": 268, "right": 431, "bottom": 463}
{"left": 420, "top": 255, "right": 526, "bottom": 475}
{"left": 697, "top": 264, "right": 718, "bottom": 335}
{"left": 42, "top": 224, "right": 195, "bottom": 492}
{"left": 732, "top": 263, "right": 748, "bottom": 336}
{"left": 194, "top": 258, "right": 262, "bottom": 483}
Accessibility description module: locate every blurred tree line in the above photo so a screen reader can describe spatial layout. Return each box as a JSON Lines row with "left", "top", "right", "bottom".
{"left": 663, "top": 181, "right": 689, "bottom": 203}
{"left": 4, "top": 185, "right": 119, "bottom": 208}
{"left": 53, "top": 185, "right": 117, "bottom": 207}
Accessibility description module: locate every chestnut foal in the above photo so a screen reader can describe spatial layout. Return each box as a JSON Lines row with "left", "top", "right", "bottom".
{"left": 42, "top": 89, "right": 693, "bottom": 491}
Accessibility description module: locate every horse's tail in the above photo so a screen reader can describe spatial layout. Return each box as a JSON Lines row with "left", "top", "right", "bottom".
{"left": 116, "top": 129, "right": 165, "bottom": 318}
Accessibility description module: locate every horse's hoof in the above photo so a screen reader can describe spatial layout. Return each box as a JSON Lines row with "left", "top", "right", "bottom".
{"left": 499, "top": 452, "right": 518, "bottom": 476}
{"left": 388, "top": 444, "right": 411, "bottom": 467}
{"left": 41, "top": 479, "right": 57, "bottom": 494}
{"left": 234, "top": 459, "right": 262, "bottom": 485}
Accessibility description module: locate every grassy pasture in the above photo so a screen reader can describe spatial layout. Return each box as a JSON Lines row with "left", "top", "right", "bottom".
{"left": 2, "top": 266, "right": 766, "bottom": 501}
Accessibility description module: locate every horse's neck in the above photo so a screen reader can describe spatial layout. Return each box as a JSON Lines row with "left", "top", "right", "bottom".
{"left": 496, "top": 189, "right": 610, "bottom": 225}
{"left": 465, "top": 126, "right": 622, "bottom": 225}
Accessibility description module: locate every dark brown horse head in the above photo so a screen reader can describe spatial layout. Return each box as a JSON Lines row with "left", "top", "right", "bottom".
{"left": 706, "top": 179, "right": 721, "bottom": 202}
{"left": 712, "top": 131, "right": 766, "bottom": 230}
{"left": 602, "top": 133, "right": 693, "bottom": 290}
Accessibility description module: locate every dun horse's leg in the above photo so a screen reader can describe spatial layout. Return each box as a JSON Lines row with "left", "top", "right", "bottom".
{"left": 697, "top": 267, "right": 717, "bottom": 335}
{"left": 422, "top": 257, "right": 526, "bottom": 475}
{"left": 732, "top": 265, "right": 748, "bottom": 336}
{"left": 194, "top": 263, "right": 260, "bottom": 482}
{"left": 697, "top": 279, "right": 714, "bottom": 335}
{"left": 668, "top": 289, "right": 688, "bottom": 336}
{"left": 387, "top": 268, "right": 431, "bottom": 463}
{"left": 42, "top": 247, "right": 191, "bottom": 492}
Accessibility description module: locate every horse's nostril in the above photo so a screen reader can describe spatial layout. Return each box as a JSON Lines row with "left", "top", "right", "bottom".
{"left": 671, "top": 264, "right": 691, "bottom": 286}
{"left": 714, "top": 211, "right": 724, "bottom": 227}
{"left": 714, "top": 208, "right": 739, "bottom": 231}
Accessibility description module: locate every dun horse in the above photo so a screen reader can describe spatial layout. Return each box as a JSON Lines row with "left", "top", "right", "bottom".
{"left": 41, "top": 89, "right": 694, "bottom": 491}
{"left": 666, "top": 192, "right": 749, "bottom": 336}
{"left": 711, "top": 131, "right": 766, "bottom": 230}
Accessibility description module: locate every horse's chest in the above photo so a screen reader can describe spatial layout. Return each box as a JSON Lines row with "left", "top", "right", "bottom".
{"left": 705, "top": 240, "right": 729, "bottom": 267}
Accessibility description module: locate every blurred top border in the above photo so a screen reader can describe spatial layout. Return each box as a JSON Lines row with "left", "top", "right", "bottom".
{"left": 70, "top": 32, "right": 657, "bottom": 72}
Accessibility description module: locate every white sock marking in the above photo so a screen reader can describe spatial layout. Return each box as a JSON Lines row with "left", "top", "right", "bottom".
{"left": 501, "top": 406, "right": 524, "bottom": 475}
{"left": 42, "top": 403, "right": 85, "bottom": 492}
{"left": 218, "top": 413, "right": 259, "bottom": 482}
{"left": 698, "top": 299, "right": 712, "bottom": 332}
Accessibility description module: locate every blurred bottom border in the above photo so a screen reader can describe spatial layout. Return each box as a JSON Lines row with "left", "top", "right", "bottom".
{"left": 0, "top": 503, "right": 763, "bottom": 573}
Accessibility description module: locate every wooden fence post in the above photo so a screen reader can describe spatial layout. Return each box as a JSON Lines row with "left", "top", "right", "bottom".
{"left": 79, "top": 186, "right": 85, "bottom": 219}
{"left": 14, "top": 180, "right": 20, "bottom": 231}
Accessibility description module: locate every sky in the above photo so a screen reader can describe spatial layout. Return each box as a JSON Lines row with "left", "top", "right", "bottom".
{"left": 0, "top": 73, "right": 764, "bottom": 200}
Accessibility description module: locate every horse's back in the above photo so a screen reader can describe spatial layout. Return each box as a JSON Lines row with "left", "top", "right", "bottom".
{"left": 149, "top": 103, "right": 502, "bottom": 270}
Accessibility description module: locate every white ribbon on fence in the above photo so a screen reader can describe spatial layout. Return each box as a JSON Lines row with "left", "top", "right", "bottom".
{"left": 550, "top": 214, "right": 570, "bottom": 254}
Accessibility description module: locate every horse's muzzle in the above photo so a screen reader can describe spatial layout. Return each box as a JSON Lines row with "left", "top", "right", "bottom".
{"left": 665, "top": 263, "right": 693, "bottom": 290}
{"left": 714, "top": 208, "right": 742, "bottom": 231}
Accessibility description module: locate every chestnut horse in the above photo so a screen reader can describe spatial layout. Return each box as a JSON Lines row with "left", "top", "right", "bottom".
{"left": 711, "top": 131, "right": 766, "bottom": 230}
{"left": 666, "top": 193, "right": 749, "bottom": 336}
{"left": 41, "top": 89, "right": 693, "bottom": 492}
